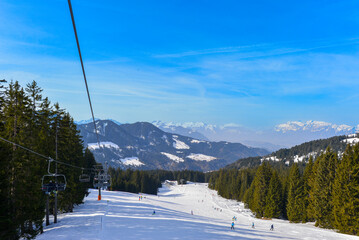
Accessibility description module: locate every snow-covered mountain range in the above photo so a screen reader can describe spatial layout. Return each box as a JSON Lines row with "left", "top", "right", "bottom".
{"left": 153, "top": 120, "right": 358, "bottom": 150}
{"left": 153, "top": 121, "right": 283, "bottom": 151}
{"left": 274, "top": 120, "right": 356, "bottom": 133}
{"left": 77, "top": 120, "right": 269, "bottom": 171}
{"left": 76, "top": 118, "right": 358, "bottom": 153}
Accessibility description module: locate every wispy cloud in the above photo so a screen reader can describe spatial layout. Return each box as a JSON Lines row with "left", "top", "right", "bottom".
{"left": 153, "top": 43, "right": 269, "bottom": 58}
{"left": 153, "top": 38, "right": 359, "bottom": 59}
{"left": 1, "top": 27, "right": 359, "bottom": 128}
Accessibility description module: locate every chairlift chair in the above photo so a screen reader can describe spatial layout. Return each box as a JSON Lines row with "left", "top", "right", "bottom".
{"left": 79, "top": 169, "right": 90, "bottom": 182}
{"left": 103, "top": 175, "right": 111, "bottom": 187}
{"left": 41, "top": 159, "right": 67, "bottom": 194}
{"left": 93, "top": 174, "right": 100, "bottom": 188}
{"left": 98, "top": 173, "right": 105, "bottom": 181}
{"left": 79, "top": 174, "right": 90, "bottom": 182}
{"left": 41, "top": 174, "right": 67, "bottom": 193}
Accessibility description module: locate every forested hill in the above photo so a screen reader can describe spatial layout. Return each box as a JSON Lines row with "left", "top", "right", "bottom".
{"left": 226, "top": 134, "right": 356, "bottom": 169}
{"left": 209, "top": 144, "right": 359, "bottom": 236}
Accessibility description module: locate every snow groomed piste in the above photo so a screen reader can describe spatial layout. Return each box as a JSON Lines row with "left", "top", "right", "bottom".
{"left": 36, "top": 182, "right": 359, "bottom": 240}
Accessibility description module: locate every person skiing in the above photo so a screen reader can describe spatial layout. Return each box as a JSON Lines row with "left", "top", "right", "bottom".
{"left": 270, "top": 224, "right": 274, "bottom": 231}
{"left": 252, "top": 222, "right": 255, "bottom": 228}
{"left": 152, "top": 210, "right": 156, "bottom": 215}
{"left": 231, "top": 222, "right": 235, "bottom": 230}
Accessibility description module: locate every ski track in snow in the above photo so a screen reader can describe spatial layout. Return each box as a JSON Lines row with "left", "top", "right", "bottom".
{"left": 36, "top": 183, "right": 359, "bottom": 240}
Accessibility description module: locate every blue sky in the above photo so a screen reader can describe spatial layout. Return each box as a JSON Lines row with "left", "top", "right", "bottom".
{"left": 1, "top": 0, "right": 359, "bottom": 129}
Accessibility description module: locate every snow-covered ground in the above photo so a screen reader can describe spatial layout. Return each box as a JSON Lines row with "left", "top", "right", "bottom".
{"left": 172, "top": 136, "right": 190, "bottom": 149}
{"left": 88, "top": 142, "right": 120, "bottom": 150}
{"left": 36, "top": 183, "right": 359, "bottom": 240}
{"left": 161, "top": 152, "right": 185, "bottom": 163}
{"left": 120, "top": 157, "right": 144, "bottom": 166}
{"left": 186, "top": 153, "right": 216, "bottom": 161}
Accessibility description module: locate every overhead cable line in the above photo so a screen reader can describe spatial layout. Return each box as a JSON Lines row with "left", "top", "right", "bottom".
{"left": 67, "top": 0, "right": 101, "bottom": 148}
{"left": 0, "top": 136, "right": 50, "bottom": 160}
{"left": 0, "top": 136, "right": 93, "bottom": 171}
{"left": 52, "top": 158, "right": 93, "bottom": 171}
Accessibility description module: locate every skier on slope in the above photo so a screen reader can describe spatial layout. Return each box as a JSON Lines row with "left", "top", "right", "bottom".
{"left": 270, "top": 224, "right": 274, "bottom": 231}
{"left": 231, "top": 222, "right": 235, "bottom": 230}
{"left": 152, "top": 210, "right": 156, "bottom": 215}
{"left": 252, "top": 222, "right": 255, "bottom": 228}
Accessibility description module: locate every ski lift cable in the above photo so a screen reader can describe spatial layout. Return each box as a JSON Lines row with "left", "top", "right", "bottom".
{"left": 0, "top": 136, "right": 51, "bottom": 160}
{"left": 0, "top": 136, "right": 93, "bottom": 171}
{"left": 52, "top": 158, "right": 92, "bottom": 171}
{"left": 67, "top": 0, "right": 101, "bottom": 148}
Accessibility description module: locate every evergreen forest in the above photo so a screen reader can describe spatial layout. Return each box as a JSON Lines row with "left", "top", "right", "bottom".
{"left": 209, "top": 145, "right": 359, "bottom": 236}
{"left": 0, "top": 80, "right": 97, "bottom": 239}
{"left": 108, "top": 169, "right": 207, "bottom": 195}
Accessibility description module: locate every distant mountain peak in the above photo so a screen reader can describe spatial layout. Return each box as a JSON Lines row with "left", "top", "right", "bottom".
{"left": 75, "top": 118, "right": 121, "bottom": 126}
{"left": 75, "top": 118, "right": 100, "bottom": 125}
{"left": 275, "top": 120, "right": 354, "bottom": 133}
{"left": 153, "top": 121, "right": 217, "bottom": 132}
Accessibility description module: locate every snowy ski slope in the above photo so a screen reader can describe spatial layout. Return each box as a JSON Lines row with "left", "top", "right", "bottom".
{"left": 36, "top": 182, "right": 359, "bottom": 240}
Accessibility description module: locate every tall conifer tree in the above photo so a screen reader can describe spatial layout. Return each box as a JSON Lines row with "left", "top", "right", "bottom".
{"left": 287, "top": 163, "right": 306, "bottom": 222}
{"left": 312, "top": 148, "right": 338, "bottom": 228}
{"left": 265, "top": 170, "right": 282, "bottom": 218}
{"left": 252, "top": 162, "right": 272, "bottom": 217}
{"left": 302, "top": 157, "right": 314, "bottom": 222}
{"left": 333, "top": 144, "right": 359, "bottom": 235}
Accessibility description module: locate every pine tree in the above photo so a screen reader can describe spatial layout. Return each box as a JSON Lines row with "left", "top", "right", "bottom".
{"left": 307, "top": 155, "right": 320, "bottom": 222}
{"left": 243, "top": 181, "right": 255, "bottom": 209}
{"left": 312, "top": 148, "right": 338, "bottom": 228}
{"left": 215, "top": 169, "right": 225, "bottom": 196}
{"left": 0, "top": 80, "right": 13, "bottom": 239}
{"left": 3, "top": 81, "right": 33, "bottom": 239}
{"left": 302, "top": 157, "right": 314, "bottom": 222}
{"left": 332, "top": 144, "right": 359, "bottom": 235}
{"left": 287, "top": 163, "right": 306, "bottom": 222}
{"left": 239, "top": 170, "right": 251, "bottom": 201}
{"left": 252, "top": 162, "right": 272, "bottom": 217}
{"left": 279, "top": 175, "right": 288, "bottom": 219}
{"left": 265, "top": 170, "right": 282, "bottom": 218}
{"left": 233, "top": 173, "right": 241, "bottom": 200}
